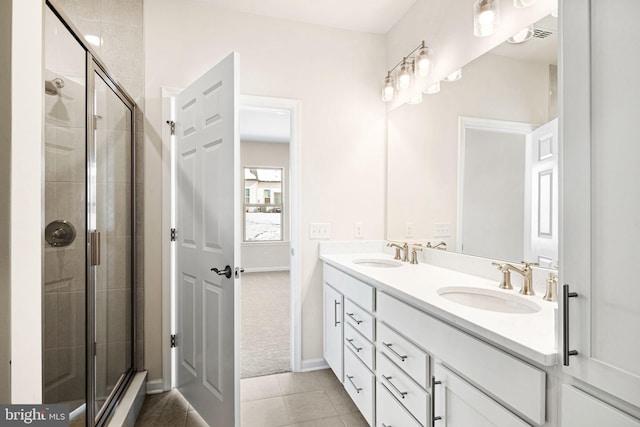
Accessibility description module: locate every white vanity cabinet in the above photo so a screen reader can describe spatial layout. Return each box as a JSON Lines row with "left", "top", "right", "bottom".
{"left": 561, "top": 0, "right": 640, "bottom": 418}
{"left": 323, "top": 282, "right": 343, "bottom": 382}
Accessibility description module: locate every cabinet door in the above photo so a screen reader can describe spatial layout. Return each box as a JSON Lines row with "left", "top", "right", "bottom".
{"left": 561, "top": 0, "right": 640, "bottom": 408}
{"left": 432, "top": 363, "right": 529, "bottom": 427}
{"left": 561, "top": 385, "right": 640, "bottom": 427}
{"left": 323, "top": 283, "right": 343, "bottom": 382}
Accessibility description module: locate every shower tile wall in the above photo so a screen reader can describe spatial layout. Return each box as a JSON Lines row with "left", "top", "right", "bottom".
{"left": 44, "top": 9, "right": 87, "bottom": 405}
{"left": 52, "top": 0, "right": 145, "bottom": 370}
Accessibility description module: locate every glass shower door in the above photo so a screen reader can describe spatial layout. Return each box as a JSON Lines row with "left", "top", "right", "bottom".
{"left": 91, "top": 67, "right": 134, "bottom": 422}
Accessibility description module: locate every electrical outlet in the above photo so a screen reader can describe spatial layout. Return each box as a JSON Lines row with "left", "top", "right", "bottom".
{"left": 405, "top": 222, "right": 414, "bottom": 238}
{"left": 354, "top": 222, "right": 363, "bottom": 238}
{"left": 310, "top": 223, "right": 331, "bottom": 239}
{"left": 434, "top": 222, "right": 451, "bottom": 237}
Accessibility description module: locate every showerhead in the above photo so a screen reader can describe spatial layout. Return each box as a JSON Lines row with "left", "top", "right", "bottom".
{"left": 45, "top": 78, "right": 65, "bottom": 96}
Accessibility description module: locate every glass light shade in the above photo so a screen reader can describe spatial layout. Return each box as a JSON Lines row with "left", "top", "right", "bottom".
{"left": 423, "top": 81, "right": 441, "bottom": 95}
{"left": 397, "top": 60, "right": 413, "bottom": 91}
{"left": 381, "top": 73, "right": 396, "bottom": 102}
{"left": 513, "top": 0, "right": 536, "bottom": 7}
{"left": 443, "top": 69, "right": 462, "bottom": 82}
{"left": 415, "top": 46, "right": 432, "bottom": 77}
{"left": 473, "top": 0, "right": 500, "bottom": 37}
{"left": 507, "top": 24, "right": 534, "bottom": 44}
{"left": 407, "top": 93, "right": 423, "bottom": 105}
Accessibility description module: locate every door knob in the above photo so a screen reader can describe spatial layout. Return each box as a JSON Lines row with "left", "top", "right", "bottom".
{"left": 211, "top": 265, "right": 232, "bottom": 279}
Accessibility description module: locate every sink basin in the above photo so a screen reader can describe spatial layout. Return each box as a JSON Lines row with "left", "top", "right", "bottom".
{"left": 352, "top": 259, "right": 402, "bottom": 268}
{"left": 438, "top": 287, "right": 541, "bottom": 314}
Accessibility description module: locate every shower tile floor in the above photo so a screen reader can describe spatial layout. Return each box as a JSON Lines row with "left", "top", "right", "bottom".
{"left": 134, "top": 369, "right": 368, "bottom": 427}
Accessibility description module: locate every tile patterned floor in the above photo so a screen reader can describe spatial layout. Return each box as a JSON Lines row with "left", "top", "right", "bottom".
{"left": 134, "top": 370, "right": 368, "bottom": 427}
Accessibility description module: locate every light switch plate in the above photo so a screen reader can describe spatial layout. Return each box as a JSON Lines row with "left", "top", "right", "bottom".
{"left": 405, "top": 222, "right": 414, "bottom": 238}
{"left": 310, "top": 223, "right": 331, "bottom": 239}
{"left": 354, "top": 222, "right": 363, "bottom": 238}
{"left": 434, "top": 222, "right": 451, "bottom": 237}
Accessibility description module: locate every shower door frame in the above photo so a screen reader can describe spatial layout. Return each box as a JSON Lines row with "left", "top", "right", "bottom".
{"left": 45, "top": 2, "right": 138, "bottom": 426}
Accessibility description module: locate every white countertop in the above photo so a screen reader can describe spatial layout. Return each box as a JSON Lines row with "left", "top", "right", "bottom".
{"left": 320, "top": 251, "right": 558, "bottom": 367}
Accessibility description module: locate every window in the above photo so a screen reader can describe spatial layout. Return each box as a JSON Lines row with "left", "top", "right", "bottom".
{"left": 244, "top": 167, "right": 283, "bottom": 241}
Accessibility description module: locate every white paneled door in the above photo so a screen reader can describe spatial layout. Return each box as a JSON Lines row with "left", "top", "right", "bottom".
{"left": 175, "top": 52, "right": 240, "bottom": 427}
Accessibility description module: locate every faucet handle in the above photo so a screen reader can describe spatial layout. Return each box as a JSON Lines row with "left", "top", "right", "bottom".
{"left": 521, "top": 261, "right": 539, "bottom": 269}
{"left": 410, "top": 247, "right": 422, "bottom": 264}
{"left": 492, "top": 261, "right": 505, "bottom": 270}
{"left": 492, "top": 262, "right": 513, "bottom": 290}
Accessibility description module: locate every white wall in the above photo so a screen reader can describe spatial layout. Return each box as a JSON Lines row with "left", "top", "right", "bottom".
{"left": 10, "top": 0, "right": 43, "bottom": 403}
{"left": 144, "top": 0, "right": 387, "bottom": 380}
{"left": 0, "top": 0, "right": 11, "bottom": 404}
{"left": 387, "top": 53, "right": 549, "bottom": 245}
{"left": 241, "top": 141, "right": 290, "bottom": 271}
{"left": 385, "top": 0, "right": 556, "bottom": 109}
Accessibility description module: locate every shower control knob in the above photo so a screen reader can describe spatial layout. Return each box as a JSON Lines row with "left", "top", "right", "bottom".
{"left": 211, "top": 265, "right": 232, "bottom": 279}
{"left": 45, "top": 220, "right": 76, "bottom": 247}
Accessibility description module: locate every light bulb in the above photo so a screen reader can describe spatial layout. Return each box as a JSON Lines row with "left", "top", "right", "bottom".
{"left": 415, "top": 45, "right": 432, "bottom": 77}
{"left": 507, "top": 25, "right": 534, "bottom": 44}
{"left": 474, "top": 0, "right": 500, "bottom": 37}
{"left": 397, "top": 59, "right": 412, "bottom": 91}
{"left": 443, "top": 69, "right": 462, "bottom": 82}
{"left": 381, "top": 73, "right": 396, "bottom": 102}
{"left": 423, "top": 81, "right": 441, "bottom": 95}
{"left": 513, "top": 0, "right": 536, "bottom": 7}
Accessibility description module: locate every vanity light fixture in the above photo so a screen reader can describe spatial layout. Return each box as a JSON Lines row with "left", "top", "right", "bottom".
{"left": 473, "top": 0, "right": 500, "bottom": 37}
{"left": 381, "top": 72, "right": 396, "bottom": 102}
{"left": 381, "top": 40, "right": 433, "bottom": 103}
{"left": 507, "top": 24, "right": 534, "bottom": 43}
{"left": 424, "top": 81, "right": 441, "bottom": 95}
{"left": 443, "top": 69, "right": 462, "bottom": 82}
{"left": 513, "top": 0, "right": 536, "bottom": 7}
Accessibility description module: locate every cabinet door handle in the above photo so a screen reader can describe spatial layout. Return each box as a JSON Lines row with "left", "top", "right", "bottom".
{"left": 346, "top": 375, "right": 362, "bottom": 394}
{"left": 432, "top": 376, "right": 442, "bottom": 426}
{"left": 382, "top": 375, "right": 408, "bottom": 399}
{"left": 334, "top": 300, "right": 341, "bottom": 327}
{"left": 346, "top": 338, "right": 362, "bottom": 352}
{"left": 346, "top": 312, "right": 363, "bottom": 325}
{"left": 382, "top": 342, "right": 407, "bottom": 362}
{"left": 563, "top": 284, "right": 579, "bottom": 366}
{"left": 382, "top": 424, "right": 391, "bottom": 427}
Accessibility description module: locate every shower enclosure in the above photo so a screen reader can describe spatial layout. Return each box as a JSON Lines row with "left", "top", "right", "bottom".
{"left": 43, "top": 3, "right": 137, "bottom": 425}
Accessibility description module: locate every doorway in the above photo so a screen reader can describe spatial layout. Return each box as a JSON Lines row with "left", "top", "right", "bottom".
{"left": 161, "top": 93, "right": 302, "bottom": 388}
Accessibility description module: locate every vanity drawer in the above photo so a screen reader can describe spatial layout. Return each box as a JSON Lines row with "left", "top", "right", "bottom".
{"left": 376, "top": 380, "right": 422, "bottom": 427}
{"left": 377, "top": 291, "right": 546, "bottom": 425}
{"left": 344, "top": 299, "right": 375, "bottom": 342}
{"left": 344, "top": 347, "right": 375, "bottom": 426}
{"left": 377, "top": 353, "right": 429, "bottom": 426}
{"left": 378, "top": 321, "right": 429, "bottom": 390}
{"left": 345, "top": 323, "right": 375, "bottom": 371}
{"left": 324, "top": 264, "right": 375, "bottom": 312}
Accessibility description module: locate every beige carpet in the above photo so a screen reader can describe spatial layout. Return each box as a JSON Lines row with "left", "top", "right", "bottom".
{"left": 241, "top": 271, "right": 291, "bottom": 378}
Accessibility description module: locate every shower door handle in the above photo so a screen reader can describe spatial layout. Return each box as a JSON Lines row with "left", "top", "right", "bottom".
{"left": 90, "top": 231, "right": 101, "bottom": 266}
{"left": 211, "top": 265, "right": 232, "bottom": 279}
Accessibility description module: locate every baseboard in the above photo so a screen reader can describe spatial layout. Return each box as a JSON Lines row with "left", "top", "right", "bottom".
{"left": 300, "top": 358, "right": 329, "bottom": 372}
{"left": 145, "top": 378, "right": 165, "bottom": 395}
{"left": 107, "top": 371, "right": 147, "bottom": 427}
{"left": 243, "top": 267, "right": 290, "bottom": 273}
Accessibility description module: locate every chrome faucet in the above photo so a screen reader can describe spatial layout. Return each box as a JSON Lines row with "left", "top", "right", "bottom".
{"left": 387, "top": 242, "right": 409, "bottom": 262}
{"left": 426, "top": 241, "right": 447, "bottom": 250}
{"left": 492, "top": 261, "right": 539, "bottom": 295}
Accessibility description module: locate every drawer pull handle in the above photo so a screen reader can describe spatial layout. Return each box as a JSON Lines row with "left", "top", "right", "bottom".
{"left": 334, "top": 300, "right": 341, "bottom": 327}
{"left": 346, "top": 338, "right": 362, "bottom": 352}
{"left": 382, "top": 424, "right": 391, "bottom": 427}
{"left": 382, "top": 375, "right": 408, "bottom": 399}
{"left": 382, "top": 342, "right": 407, "bottom": 362}
{"left": 432, "top": 376, "right": 442, "bottom": 426}
{"left": 346, "top": 375, "right": 362, "bottom": 394}
{"left": 563, "top": 284, "right": 579, "bottom": 366}
{"left": 346, "top": 312, "right": 363, "bottom": 325}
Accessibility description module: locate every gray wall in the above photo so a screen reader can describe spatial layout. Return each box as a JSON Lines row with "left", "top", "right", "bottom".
{"left": 0, "top": 0, "right": 12, "bottom": 404}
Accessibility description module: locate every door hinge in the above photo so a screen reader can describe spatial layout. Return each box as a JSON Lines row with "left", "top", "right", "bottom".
{"left": 171, "top": 334, "right": 176, "bottom": 348}
{"left": 167, "top": 120, "right": 176, "bottom": 136}
{"left": 171, "top": 228, "right": 176, "bottom": 241}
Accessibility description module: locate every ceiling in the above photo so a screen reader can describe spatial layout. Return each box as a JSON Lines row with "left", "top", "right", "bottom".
{"left": 188, "top": 0, "right": 417, "bottom": 34}
{"left": 240, "top": 106, "right": 291, "bottom": 143}
{"left": 490, "top": 15, "right": 558, "bottom": 65}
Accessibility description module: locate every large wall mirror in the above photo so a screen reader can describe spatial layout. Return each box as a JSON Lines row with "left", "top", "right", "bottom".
{"left": 387, "top": 14, "right": 558, "bottom": 267}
